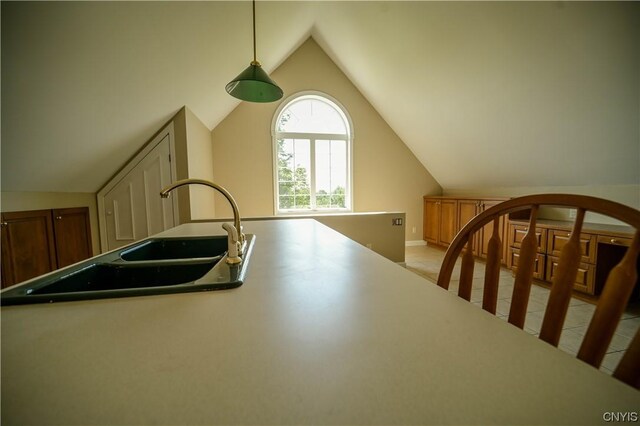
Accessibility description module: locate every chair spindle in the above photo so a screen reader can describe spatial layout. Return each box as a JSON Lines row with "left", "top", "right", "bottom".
{"left": 539, "top": 208, "right": 586, "bottom": 346}
{"left": 482, "top": 217, "right": 502, "bottom": 314}
{"left": 509, "top": 206, "right": 539, "bottom": 329}
{"left": 458, "top": 235, "right": 475, "bottom": 301}
{"left": 578, "top": 231, "right": 640, "bottom": 367}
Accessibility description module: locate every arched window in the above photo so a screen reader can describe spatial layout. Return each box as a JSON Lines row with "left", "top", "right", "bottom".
{"left": 272, "top": 92, "right": 353, "bottom": 214}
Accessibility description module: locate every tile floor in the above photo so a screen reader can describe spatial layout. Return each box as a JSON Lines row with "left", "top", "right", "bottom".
{"left": 405, "top": 244, "right": 640, "bottom": 374}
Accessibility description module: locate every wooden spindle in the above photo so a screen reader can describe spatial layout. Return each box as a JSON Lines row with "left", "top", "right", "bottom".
{"left": 482, "top": 217, "right": 502, "bottom": 314}
{"left": 578, "top": 231, "right": 640, "bottom": 367}
{"left": 613, "top": 328, "right": 640, "bottom": 389}
{"left": 458, "top": 235, "right": 475, "bottom": 301}
{"left": 539, "top": 208, "right": 586, "bottom": 346}
{"left": 508, "top": 206, "right": 539, "bottom": 329}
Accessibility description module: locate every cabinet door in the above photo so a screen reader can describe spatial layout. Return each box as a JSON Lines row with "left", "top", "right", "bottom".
{"left": 423, "top": 198, "right": 440, "bottom": 244}
{"left": 439, "top": 200, "right": 458, "bottom": 246}
{"left": 1, "top": 210, "right": 57, "bottom": 288}
{"left": 52, "top": 207, "right": 93, "bottom": 268}
{"left": 457, "top": 200, "right": 478, "bottom": 232}
{"left": 457, "top": 200, "right": 479, "bottom": 253}
{"left": 478, "top": 200, "right": 506, "bottom": 260}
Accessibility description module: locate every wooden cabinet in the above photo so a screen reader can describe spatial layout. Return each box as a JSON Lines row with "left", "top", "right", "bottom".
{"left": 482, "top": 200, "right": 510, "bottom": 260}
{"left": 507, "top": 219, "right": 637, "bottom": 297}
{"left": 1, "top": 207, "right": 92, "bottom": 288}
{"left": 423, "top": 198, "right": 440, "bottom": 244}
{"left": 52, "top": 207, "right": 93, "bottom": 269}
{"left": 474, "top": 199, "right": 507, "bottom": 261}
{"left": 423, "top": 196, "right": 508, "bottom": 264}
{"left": 423, "top": 198, "right": 457, "bottom": 246}
{"left": 546, "top": 255, "right": 595, "bottom": 294}
{"left": 1, "top": 210, "right": 58, "bottom": 288}
{"left": 509, "top": 248, "right": 546, "bottom": 280}
{"left": 457, "top": 200, "right": 480, "bottom": 254}
{"left": 507, "top": 223, "right": 547, "bottom": 252}
{"left": 546, "top": 229, "right": 596, "bottom": 264}
{"left": 507, "top": 224, "right": 548, "bottom": 278}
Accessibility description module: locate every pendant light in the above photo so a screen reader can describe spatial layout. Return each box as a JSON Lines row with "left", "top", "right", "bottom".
{"left": 225, "top": 0, "right": 283, "bottom": 103}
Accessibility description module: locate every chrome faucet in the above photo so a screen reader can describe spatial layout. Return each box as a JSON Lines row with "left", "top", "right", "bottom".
{"left": 160, "top": 179, "right": 245, "bottom": 265}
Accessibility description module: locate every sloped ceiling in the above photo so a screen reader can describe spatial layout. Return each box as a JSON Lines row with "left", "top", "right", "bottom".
{"left": 2, "top": 1, "right": 638, "bottom": 193}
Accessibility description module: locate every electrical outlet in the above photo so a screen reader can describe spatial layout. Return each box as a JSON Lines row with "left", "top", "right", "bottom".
{"left": 412, "top": 226, "right": 416, "bottom": 234}
{"left": 366, "top": 243, "right": 373, "bottom": 249}
{"left": 392, "top": 218, "right": 403, "bottom": 226}
{"left": 569, "top": 209, "right": 577, "bottom": 219}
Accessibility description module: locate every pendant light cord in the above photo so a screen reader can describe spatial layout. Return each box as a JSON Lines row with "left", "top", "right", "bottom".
{"left": 252, "top": 0, "right": 258, "bottom": 64}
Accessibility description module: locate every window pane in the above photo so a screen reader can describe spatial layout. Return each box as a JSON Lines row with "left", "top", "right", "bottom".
{"left": 278, "top": 98, "right": 347, "bottom": 134}
{"left": 315, "top": 140, "right": 347, "bottom": 209}
{"left": 279, "top": 195, "right": 294, "bottom": 209}
{"left": 330, "top": 140, "right": 347, "bottom": 208}
{"left": 277, "top": 139, "right": 311, "bottom": 211}
{"left": 315, "top": 140, "right": 330, "bottom": 195}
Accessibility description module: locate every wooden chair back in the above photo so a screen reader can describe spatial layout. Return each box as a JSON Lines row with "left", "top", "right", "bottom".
{"left": 436, "top": 194, "right": 640, "bottom": 389}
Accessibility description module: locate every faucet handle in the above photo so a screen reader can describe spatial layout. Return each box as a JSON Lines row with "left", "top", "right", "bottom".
{"left": 222, "top": 223, "right": 242, "bottom": 265}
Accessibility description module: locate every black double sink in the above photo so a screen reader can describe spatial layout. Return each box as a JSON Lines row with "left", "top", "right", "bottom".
{"left": 1, "top": 235, "right": 255, "bottom": 306}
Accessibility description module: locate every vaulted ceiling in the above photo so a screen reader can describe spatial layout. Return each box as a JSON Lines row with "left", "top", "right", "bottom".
{"left": 2, "top": 1, "right": 638, "bottom": 193}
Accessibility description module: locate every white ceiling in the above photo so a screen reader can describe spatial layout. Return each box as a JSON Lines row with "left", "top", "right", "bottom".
{"left": 2, "top": 1, "right": 639, "bottom": 193}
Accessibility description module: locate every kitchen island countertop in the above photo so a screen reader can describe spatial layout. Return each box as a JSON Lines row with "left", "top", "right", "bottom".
{"left": 2, "top": 219, "right": 638, "bottom": 425}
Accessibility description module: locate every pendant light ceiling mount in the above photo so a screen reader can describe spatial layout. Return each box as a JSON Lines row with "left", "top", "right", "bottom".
{"left": 225, "top": 0, "right": 283, "bottom": 103}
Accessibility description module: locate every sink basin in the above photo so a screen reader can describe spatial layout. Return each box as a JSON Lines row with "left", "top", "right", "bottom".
{"left": 30, "top": 260, "right": 220, "bottom": 294}
{"left": 120, "top": 236, "right": 228, "bottom": 261}
{"left": 1, "top": 234, "right": 255, "bottom": 306}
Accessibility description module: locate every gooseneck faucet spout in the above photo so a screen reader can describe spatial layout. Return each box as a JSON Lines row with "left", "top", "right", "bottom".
{"left": 160, "top": 179, "right": 245, "bottom": 264}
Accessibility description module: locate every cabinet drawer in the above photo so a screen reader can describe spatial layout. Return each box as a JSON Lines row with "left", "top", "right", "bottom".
{"left": 597, "top": 235, "right": 632, "bottom": 247}
{"left": 546, "top": 255, "right": 595, "bottom": 295}
{"left": 509, "top": 248, "right": 545, "bottom": 280}
{"left": 547, "top": 230, "right": 596, "bottom": 264}
{"left": 508, "top": 223, "right": 547, "bottom": 253}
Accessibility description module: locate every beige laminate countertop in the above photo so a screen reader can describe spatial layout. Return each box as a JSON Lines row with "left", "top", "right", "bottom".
{"left": 1, "top": 219, "right": 638, "bottom": 425}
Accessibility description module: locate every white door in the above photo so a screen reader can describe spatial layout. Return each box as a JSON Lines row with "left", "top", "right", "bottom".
{"left": 103, "top": 135, "right": 175, "bottom": 251}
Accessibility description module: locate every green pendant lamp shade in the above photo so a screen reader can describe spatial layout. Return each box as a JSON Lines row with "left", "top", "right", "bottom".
{"left": 226, "top": 61, "right": 283, "bottom": 103}
{"left": 225, "top": 0, "right": 283, "bottom": 103}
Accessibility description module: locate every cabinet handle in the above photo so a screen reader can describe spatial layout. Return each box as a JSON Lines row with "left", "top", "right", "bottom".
{"left": 1, "top": 222, "right": 7, "bottom": 226}
{"left": 611, "top": 238, "right": 619, "bottom": 244}
{"left": 56, "top": 216, "right": 62, "bottom": 220}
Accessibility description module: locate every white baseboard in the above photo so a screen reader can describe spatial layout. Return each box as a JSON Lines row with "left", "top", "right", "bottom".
{"left": 405, "top": 240, "right": 427, "bottom": 247}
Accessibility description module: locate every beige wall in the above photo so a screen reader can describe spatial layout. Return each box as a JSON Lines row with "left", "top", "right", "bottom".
{"left": 203, "top": 212, "right": 407, "bottom": 263}
{"left": 171, "top": 107, "right": 192, "bottom": 223}
{"left": 171, "top": 106, "right": 216, "bottom": 223}
{"left": 211, "top": 37, "right": 441, "bottom": 241}
{"left": 185, "top": 107, "right": 216, "bottom": 220}
{"left": 1, "top": 191, "right": 100, "bottom": 255}
{"left": 314, "top": 213, "right": 406, "bottom": 263}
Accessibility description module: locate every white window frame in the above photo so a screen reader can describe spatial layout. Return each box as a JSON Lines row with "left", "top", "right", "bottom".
{"left": 272, "top": 91, "right": 354, "bottom": 215}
